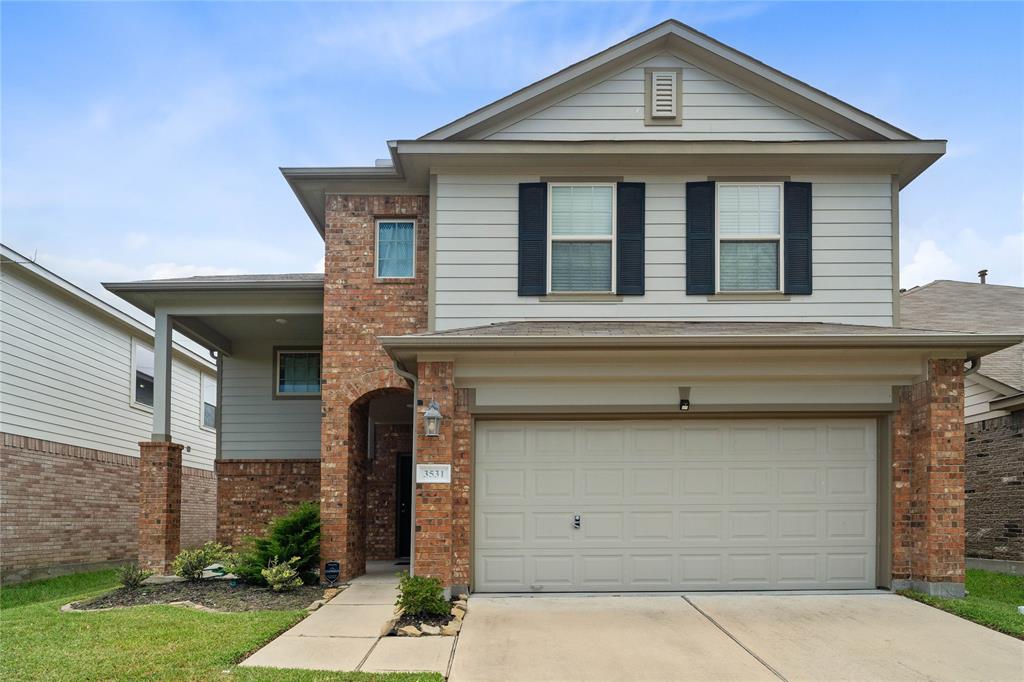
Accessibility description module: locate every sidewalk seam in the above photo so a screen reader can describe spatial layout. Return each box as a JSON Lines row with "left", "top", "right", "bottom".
{"left": 682, "top": 596, "right": 788, "bottom": 682}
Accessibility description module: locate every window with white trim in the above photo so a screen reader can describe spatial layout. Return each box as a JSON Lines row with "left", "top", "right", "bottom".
{"left": 375, "top": 220, "right": 415, "bottom": 278}
{"left": 548, "top": 184, "right": 616, "bottom": 293}
{"left": 132, "top": 340, "right": 155, "bottom": 407}
{"left": 201, "top": 373, "right": 217, "bottom": 429}
{"left": 275, "top": 349, "right": 321, "bottom": 397}
{"left": 717, "top": 183, "right": 783, "bottom": 292}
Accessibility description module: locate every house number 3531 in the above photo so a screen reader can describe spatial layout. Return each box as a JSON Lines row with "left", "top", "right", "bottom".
{"left": 416, "top": 464, "right": 451, "bottom": 484}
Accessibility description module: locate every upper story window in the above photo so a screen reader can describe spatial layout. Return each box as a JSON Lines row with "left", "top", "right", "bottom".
{"left": 275, "top": 349, "right": 321, "bottom": 398}
{"left": 717, "top": 183, "right": 782, "bottom": 292}
{"left": 376, "top": 220, "right": 415, "bottom": 278}
{"left": 132, "top": 340, "right": 155, "bottom": 407}
{"left": 201, "top": 373, "right": 217, "bottom": 430}
{"left": 549, "top": 184, "right": 616, "bottom": 293}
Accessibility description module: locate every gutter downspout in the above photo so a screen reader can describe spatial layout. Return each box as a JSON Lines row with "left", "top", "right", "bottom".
{"left": 392, "top": 362, "right": 418, "bottom": 577}
{"left": 965, "top": 356, "right": 981, "bottom": 376}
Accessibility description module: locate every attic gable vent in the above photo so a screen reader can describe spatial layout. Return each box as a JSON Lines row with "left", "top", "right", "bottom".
{"left": 651, "top": 71, "right": 677, "bottom": 118}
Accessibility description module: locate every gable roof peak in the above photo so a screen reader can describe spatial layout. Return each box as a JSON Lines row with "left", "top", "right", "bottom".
{"left": 421, "top": 18, "right": 916, "bottom": 142}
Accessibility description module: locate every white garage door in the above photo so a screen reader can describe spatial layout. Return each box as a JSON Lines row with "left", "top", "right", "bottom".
{"left": 474, "top": 419, "right": 877, "bottom": 592}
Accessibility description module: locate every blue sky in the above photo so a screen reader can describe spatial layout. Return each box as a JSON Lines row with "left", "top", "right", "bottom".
{"left": 3, "top": 1, "right": 1022, "bottom": 321}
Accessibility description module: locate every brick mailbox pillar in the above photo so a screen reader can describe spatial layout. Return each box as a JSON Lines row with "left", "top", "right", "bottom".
{"left": 138, "top": 441, "right": 183, "bottom": 574}
{"left": 892, "top": 358, "right": 967, "bottom": 597}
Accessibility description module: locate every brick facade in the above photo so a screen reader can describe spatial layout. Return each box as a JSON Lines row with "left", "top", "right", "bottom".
{"left": 320, "top": 194, "right": 427, "bottom": 582}
{"left": 366, "top": 424, "right": 411, "bottom": 560}
{"left": 965, "top": 412, "right": 1024, "bottom": 562}
{"left": 892, "top": 358, "right": 967, "bottom": 596}
{"left": 0, "top": 433, "right": 215, "bottom": 584}
{"left": 138, "top": 441, "right": 183, "bottom": 573}
{"left": 215, "top": 459, "right": 321, "bottom": 547}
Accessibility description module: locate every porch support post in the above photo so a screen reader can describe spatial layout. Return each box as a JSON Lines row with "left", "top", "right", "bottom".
{"left": 152, "top": 310, "right": 174, "bottom": 442}
{"left": 891, "top": 358, "right": 966, "bottom": 597}
{"left": 138, "top": 308, "right": 182, "bottom": 574}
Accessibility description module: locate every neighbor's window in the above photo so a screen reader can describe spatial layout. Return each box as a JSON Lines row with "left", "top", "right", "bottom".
{"left": 275, "top": 350, "right": 321, "bottom": 397}
{"left": 376, "top": 220, "right": 415, "bottom": 278}
{"left": 549, "top": 184, "right": 615, "bottom": 292}
{"left": 201, "top": 374, "right": 217, "bottom": 429}
{"left": 132, "top": 340, "right": 155, "bottom": 407}
{"left": 717, "top": 183, "right": 782, "bottom": 292}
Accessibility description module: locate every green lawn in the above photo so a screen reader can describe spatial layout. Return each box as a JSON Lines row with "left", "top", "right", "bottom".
{"left": 0, "top": 570, "right": 444, "bottom": 681}
{"left": 899, "top": 569, "right": 1024, "bottom": 639}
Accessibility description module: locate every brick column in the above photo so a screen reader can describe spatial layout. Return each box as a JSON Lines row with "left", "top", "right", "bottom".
{"left": 138, "top": 441, "right": 183, "bottom": 574}
{"left": 892, "top": 358, "right": 966, "bottom": 597}
{"left": 415, "top": 361, "right": 456, "bottom": 587}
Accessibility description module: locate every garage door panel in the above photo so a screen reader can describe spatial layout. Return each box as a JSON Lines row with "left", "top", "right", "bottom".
{"left": 475, "top": 420, "right": 877, "bottom": 592}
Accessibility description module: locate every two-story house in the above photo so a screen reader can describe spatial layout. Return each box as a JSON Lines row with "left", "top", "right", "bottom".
{"left": 106, "top": 21, "right": 1019, "bottom": 597}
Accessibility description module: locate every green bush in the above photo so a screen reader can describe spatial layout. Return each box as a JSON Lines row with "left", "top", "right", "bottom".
{"left": 261, "top": 556, "right": 304, "bottom": 592}
{"left": 396, "top": 574, "right": 449, "bottom": 617}
{"left": 171, "top": 542, "right": 229, "bottom": 581}
{"left": 228, "top": 501, "right": 320, "bottom": 585}
{"left": 116, "top": 563, "right": 152, "bottom": 589}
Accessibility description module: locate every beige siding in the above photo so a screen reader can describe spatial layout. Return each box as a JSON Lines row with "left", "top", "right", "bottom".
{"left": 220, "top": 337, "right": 321, "bottom": 460}
{"left": 487, "top": 55, "right": 841, "bottom": 141}
{"left": 965, "top": 376, "right": 1011, "bottom": 424}
{"left": 433, "top": 173, "right": 894, "bottom": 329}
{"left": 0, "top": 268, "right": 216, "bottom": 469}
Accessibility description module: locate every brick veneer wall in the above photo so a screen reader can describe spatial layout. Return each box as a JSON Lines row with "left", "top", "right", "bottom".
{"left": 321, "top": 194, "right": 427, "bottom": 582}
{"left": 366, "top": 424, "right": 411, "bottom": 560}
{"left": 892, "top": 359, "right": 966, "bottom": 594}
{"left": 0, "top": 433, "right": 216, "bottom": 584}
{"left": 215, "top": 459, "right": 320, "bottom": 547}
{"left": 965, "top": 412, "right": 1024, "bottom": 562}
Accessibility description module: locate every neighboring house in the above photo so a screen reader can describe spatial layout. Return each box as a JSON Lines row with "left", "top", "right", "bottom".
{"left": 901, "top": 280, "right": 1024, "bottom": 571}
{"left": 105, "top": 21, "right": 1020, "bottom": 598}
{"left": 0, "top": 244, "right": 218, "bottom": 583}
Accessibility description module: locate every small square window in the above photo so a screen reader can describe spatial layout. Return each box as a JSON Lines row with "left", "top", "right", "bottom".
{"left": 201, "top": 374, "right": 217, "bottom": 429}
{"left": 376, "top": 220, "right": 415, "bottom": 278}
{"left": 132, "top": 341, "right": 155, "bottom": 407}
{"left": 275, "top": 350, "right": 321, "bottom": 397}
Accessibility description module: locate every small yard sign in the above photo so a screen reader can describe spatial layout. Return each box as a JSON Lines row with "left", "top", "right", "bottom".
{"left": 324, "top": 561, "right": 341, "bottom": 586}
{"left": 416, "top": 464, "right": 451, "bottom": 484}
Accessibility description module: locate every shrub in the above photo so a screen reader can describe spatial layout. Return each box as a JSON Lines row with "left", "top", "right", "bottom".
{"left": 396, "top": 574, "right": 449, "bottom": 617}
{"left": 117, "top": 563, "right": 152, "bottom": 589}
{"left": 172, "top": 542, "right": 229, "bottom": 581}
{"left": 261, "top": 556, "right": 304, "bottom": 592}
{"left": 229, "top": 501, "right": 320, "bottom": 585}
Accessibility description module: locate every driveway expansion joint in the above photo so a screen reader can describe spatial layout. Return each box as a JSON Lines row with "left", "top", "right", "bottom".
{"left": 682, "top": 596, "right": 788, "bottom": 682}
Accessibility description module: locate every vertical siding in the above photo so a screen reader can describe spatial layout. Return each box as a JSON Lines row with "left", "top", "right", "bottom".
{"left": 487, "top": 55, "right": 841, "bottom": 141}
{"left": 0, "top": 269, "right": 216, "bottom": 469}
{"left": 220, "top": 337, "right": 321, "bottom": 459}
{"left": 433, "top": 172, "right": 894, "bottom": 329}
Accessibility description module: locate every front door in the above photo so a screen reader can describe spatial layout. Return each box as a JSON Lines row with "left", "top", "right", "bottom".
{"left": 396, "top": 453, "right": 412, "bottom": 558}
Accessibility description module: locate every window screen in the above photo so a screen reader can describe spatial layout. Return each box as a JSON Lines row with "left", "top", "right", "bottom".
{"left": 550, "top": 185, "right": 614, "bottom": 292}
{"left": 377, "top": 221, "right": 415, "bottom": 278}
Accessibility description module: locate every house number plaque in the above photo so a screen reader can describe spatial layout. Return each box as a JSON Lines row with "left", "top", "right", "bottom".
{"left": 416, "top": 464, "right": 451, "bottom": 484}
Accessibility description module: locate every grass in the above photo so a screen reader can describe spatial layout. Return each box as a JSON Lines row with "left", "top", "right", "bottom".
{"left": 899, "top": 568, "right": 1024, "bottom": 639}
{"left": 0, "top": 570, "right": 444, "bottom": 681}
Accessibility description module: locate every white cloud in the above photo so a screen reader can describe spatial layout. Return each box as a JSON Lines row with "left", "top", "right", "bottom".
{"left": 900, "top": 239, "right": 956, "bottom": 288}
{"left": 901, "top": 230, "right": 1024, "bottom": 289}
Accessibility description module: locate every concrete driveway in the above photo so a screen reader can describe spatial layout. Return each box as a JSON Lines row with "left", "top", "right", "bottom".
{"left": 448, "top": 593, "right": 1024, "bottom": 682}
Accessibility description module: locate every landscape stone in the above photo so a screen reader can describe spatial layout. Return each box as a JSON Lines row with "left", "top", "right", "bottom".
{"left": 397, "top": 625, "right": 422, "bottom": 637}
{"left": 420, "top": 623, "right": 441, "bottom": 635}
{"left": 441, "top": 620, "right": 462, "bottom": 636}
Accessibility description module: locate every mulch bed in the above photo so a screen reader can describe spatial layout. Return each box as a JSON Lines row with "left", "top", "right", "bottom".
{"left": 394, "top": 610, "right": 455, "bottom": 630}
{"left": 72, "top": 580, "right": 323, "bottom": 612}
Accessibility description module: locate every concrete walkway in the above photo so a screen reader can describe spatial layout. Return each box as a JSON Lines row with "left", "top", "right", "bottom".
{"left": 448, "top": 593, "right": 1024, "bottom": 682}
{"left": 240, "top": 561, "right": 455, "bottom": 675}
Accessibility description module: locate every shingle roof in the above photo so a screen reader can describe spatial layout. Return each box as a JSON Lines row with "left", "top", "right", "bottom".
{"left": 411, "top": 320, "right": 967, "bottom": 338}
{"left": 110, "top": 273, "right": 324, "bottom": 285}
{"left": 901, "top": 280, "right": 1023, "bottom": 390}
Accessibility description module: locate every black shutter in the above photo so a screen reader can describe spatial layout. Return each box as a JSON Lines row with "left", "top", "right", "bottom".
{"left": 783, "top": 181, "right": 813, "bottom": 295}
{"left": 616, "top": 182, "right": 645, "bottom": 295}
{"left": 685, "top": 181, "right": 715, "bottom": 295}
{"left": 517, "top": 182, "right": 547, "bottom": 296}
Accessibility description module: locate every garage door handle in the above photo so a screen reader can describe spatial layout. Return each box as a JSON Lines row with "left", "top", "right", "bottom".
{"left": 573, "top": 514, "right": 581, "bottom": 529}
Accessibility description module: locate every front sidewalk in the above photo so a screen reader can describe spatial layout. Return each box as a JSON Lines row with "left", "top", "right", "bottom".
{"left": 241, "top": 561, "right": 456, "bottom": 675}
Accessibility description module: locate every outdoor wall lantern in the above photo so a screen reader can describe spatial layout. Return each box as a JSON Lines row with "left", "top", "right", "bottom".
{"left": 423, "top": 400, "right": 443, "bottom": 437}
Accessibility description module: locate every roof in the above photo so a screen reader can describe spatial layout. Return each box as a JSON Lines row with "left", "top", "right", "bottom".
{"left": 282, "top": 19, "right": 946, "bottom": 236}
{"left": 381, "top": 321, "right": 1021, "bottom": 364}
{"left": 1, "top": 244, "right": 215, "bottom": 369}
{"left": 104, "top": 273, "right": 324, "bottom": 291}
{"left": 901, "top": 280, "right": 1024, "bottom": 391}
{"left": 423, "top": 19, "right": 916, "bottom": 142}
